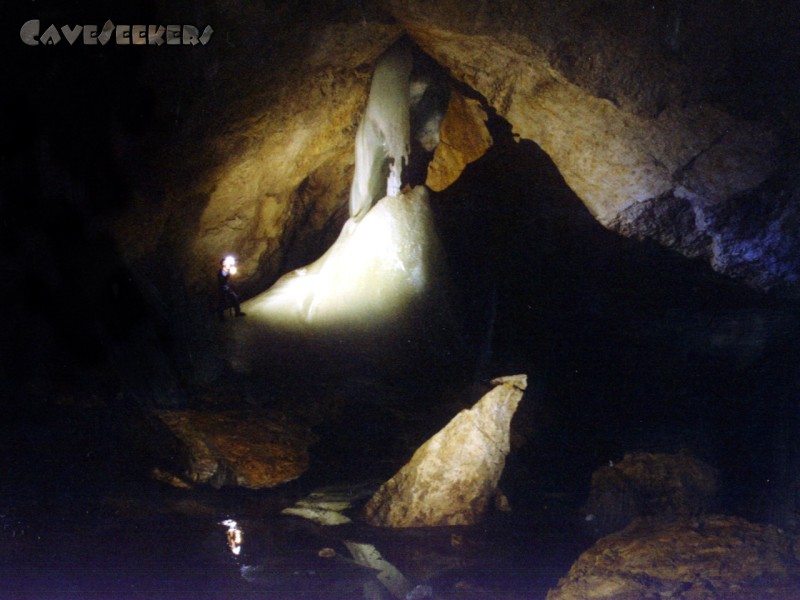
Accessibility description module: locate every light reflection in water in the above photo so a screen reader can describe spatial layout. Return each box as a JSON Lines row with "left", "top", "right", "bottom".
{"left": 220, "top": 519, "right": 243, "bottom": 556}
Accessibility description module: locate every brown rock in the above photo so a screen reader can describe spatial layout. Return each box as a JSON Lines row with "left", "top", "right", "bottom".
{"left": 154, "top": 410, "right": 316, "bottom": 489}
{"left": 426, "top": 90, "right": 492, "bottom": 191}
{"left": 584, "top": 450, "right": 718, "bottom": 536}
{"left": 363, "top": 374, "right": 526, "bottom": 527}
{"left": 547, "top": 515, "right": 800, "bottom": 599}
{"left": 392, "top": 0, "right": 780, "bottom": 221}
{"left": 102, "top": 0, "right": 800, "bottom": 323}
{"left": 104, "top": 0, "right": 799, "bottom": 302}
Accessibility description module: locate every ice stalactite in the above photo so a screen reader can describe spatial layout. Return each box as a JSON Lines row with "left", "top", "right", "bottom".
{"left": 349, "top": 40, "right": 412, "bottom": 222}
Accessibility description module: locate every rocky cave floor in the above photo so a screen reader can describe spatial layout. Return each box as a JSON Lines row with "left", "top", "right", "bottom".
{"left": 4, "top": 296, "right": 800, "bottom": 600}
{"left": 0, "top": 373, "right": 590, "bottom": 600}
{"left": 5, "top": 209, "right": 800, "bottom": 597}
{"left": 4, "top": 140, "right": 800, "bottom": 599}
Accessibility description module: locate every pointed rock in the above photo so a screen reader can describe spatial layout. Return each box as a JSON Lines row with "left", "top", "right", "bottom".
{"left": 364, "top": 375, "right": 526, "bottom": 527}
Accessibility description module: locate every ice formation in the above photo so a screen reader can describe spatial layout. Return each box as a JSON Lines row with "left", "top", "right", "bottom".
{"left": 236, "top": 41, "right": 451, "bottom": 362}
{"left": 349, "top": 41, "right": 412, "bottom": 222}
{"left": 243, "top": 186, "right": 442, "bottom": 329}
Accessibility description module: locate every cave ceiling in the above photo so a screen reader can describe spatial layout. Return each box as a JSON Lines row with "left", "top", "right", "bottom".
{"left": 116, "top": 0, "right": 799, "bottom": 297}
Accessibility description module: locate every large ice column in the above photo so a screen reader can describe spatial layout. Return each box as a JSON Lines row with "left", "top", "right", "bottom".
{"left": 349, "top": 41, "right": 412, "bottom": 222}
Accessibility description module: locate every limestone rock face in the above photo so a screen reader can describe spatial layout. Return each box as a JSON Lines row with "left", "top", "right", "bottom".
{"left": 609, "top": 179, "right": 800, "bottom": 292}
{"left": 547, "top": 515, "right": 800, "bottom": 600}
{"left": 112, "top": 0, "right": 800, "bottom": 303}
{"left": 153, "top": 410, "right": 315, "bottom": 489}
{"left": 124, "top": 4, "right": 404, "bottom": 295}
{"left": 363, "top": 374, "right": 526, "bottom": 527}
{"left": 391, "top": 0, "right": 770, "bottom": 220}
{"left": 389, "top": 0, "right": 799, "bottom": 291}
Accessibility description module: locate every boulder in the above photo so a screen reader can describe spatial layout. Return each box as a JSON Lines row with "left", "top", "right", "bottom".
{"left": 548, "top": 515, "right": 800, "bottom": 599}
{"left": 152, "top": 410, "right": 316, "bottom": 489}
{"left": 584, "top": 450, "right": 718, "bottom": 537}
{"left": 363, "top": 374, "right": 526, "bottom": 527}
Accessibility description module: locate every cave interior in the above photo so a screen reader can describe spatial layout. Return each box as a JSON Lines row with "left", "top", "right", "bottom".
{"left": 3, "top": 0, "right": 800, "bottom": 597}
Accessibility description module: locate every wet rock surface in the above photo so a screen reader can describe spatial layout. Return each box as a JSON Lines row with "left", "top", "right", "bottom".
{"left": 364, "top": 375, "right": 526, "bottom": 527}
{"left": 584, "top": 450, "right": 719, "bottom": 537}
{"left": 152, "top": 410, "right": 316, "bottom": 489}
{"left": 548, "top": 515, "right": 800, "bottom": 600}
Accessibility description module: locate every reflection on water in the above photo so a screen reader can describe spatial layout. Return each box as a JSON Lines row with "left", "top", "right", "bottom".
{"left": 221, "top": 518, "right": 243, "bottom": 556}
{"left": 0, "top": 421, "right": 584, "bottom": 600}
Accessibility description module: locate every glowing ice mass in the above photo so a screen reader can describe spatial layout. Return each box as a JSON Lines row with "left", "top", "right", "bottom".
{"left": 241, "top": 42, "right": 446, "bottom": 332}
{"left": 349, "top": 41, "right": 412, "bottom": 222}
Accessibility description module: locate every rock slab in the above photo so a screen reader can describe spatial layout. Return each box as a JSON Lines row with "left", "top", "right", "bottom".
{"left": 363, "top": 374, "right": 526, "bottom": 527}
{"left": 426, "top": 90, "right": 492, "bottom": 192}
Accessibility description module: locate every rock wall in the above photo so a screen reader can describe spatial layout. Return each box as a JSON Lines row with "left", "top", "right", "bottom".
{"left": 389, "top": 0, "right": 800, "bottom": 292}
{"left": 117, "top": 1, "right": 405, "bottom": 297}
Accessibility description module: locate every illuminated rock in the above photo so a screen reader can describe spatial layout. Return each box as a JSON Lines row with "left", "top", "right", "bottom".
{"left": 547, "top": 515, "right": 800, "bottom": 599}
{"left": 391, "top": 1, "right": 780, "bottom": 220}
{"left": 115, "top": 12, "right": 405, "bottom": 291}
{"left": 224, "top": 37, "right": 458, "bottom": 378}
{"left": 152, "top": 410, "right": 315, "bottom": 489}
{"left": 229, "top": 40, "right": 456, "bottom": 371}
{"left": 426, "top": 90, "right": 492, "bottom": 192}
{"left": 583, "top": 451, "right": 719, "bottom": 537}
{"left": 363, "top": 374, "right": 526, "bottom": 527}
{"left": 109, "top": 1, "right": 800, "bottom": 297}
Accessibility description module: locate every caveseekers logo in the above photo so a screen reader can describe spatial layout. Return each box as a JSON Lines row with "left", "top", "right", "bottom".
{"left": 20, "top": 19, "right": 213, "bottom": 46}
